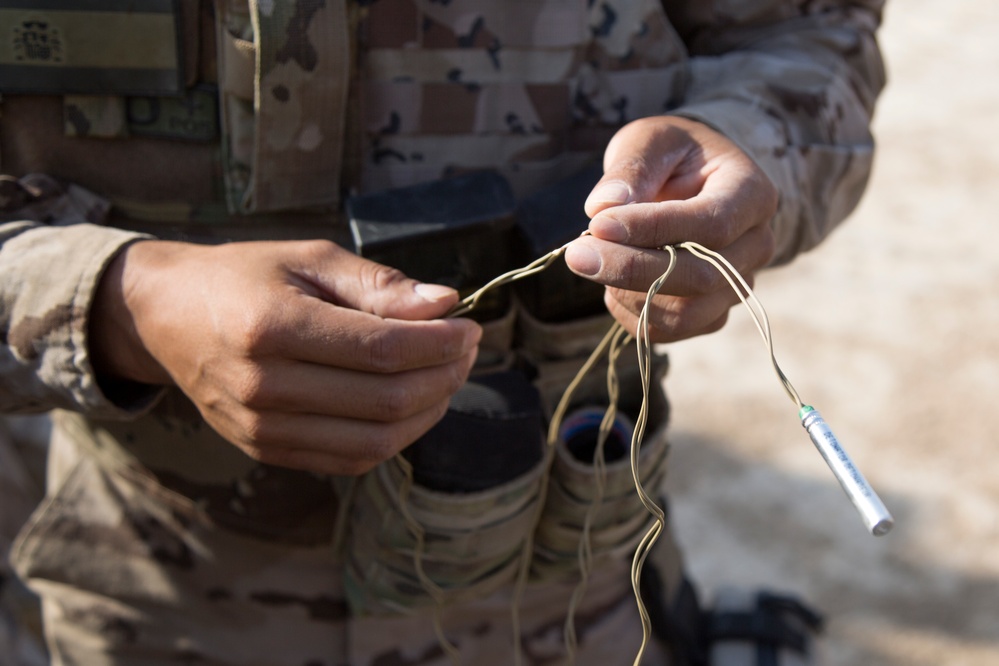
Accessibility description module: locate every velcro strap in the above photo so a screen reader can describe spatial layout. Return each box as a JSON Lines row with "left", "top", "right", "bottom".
{"left": 0, "top": 0, "right": 183, "bottom": 96}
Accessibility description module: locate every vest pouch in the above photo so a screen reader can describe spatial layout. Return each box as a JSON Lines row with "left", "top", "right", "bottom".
{"left": 531, "top": 406, "right": 670, "bottom": 579}
{"left": 516, "top": 303, "right": 672, "bottom": 578}
{"left": 344, "top": 371, "right": 548, "bottom": 616}
{"left": 517, "top": 304, "right": 670, "bottom": 433}
{"left": 348, "top": 170, "right": 519, "bottom": 325}
{"left": 215, "top": 0, "right": 350, "bottom": 214}
{"left": 517, "top": 307, "right": 620, "bottom": 420}
{"left": 512, "top": 162, "right": 607, "bottom": 324}
{"left": 472, "top": 301, "right": 517, "bottom": 374}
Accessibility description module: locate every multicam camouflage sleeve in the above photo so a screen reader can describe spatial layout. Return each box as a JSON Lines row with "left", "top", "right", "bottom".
{"left": 664, "top": 0, "right": 887, "bottom": 264}
{"left": 0, "top": 174, "right": 157, "bottom": 417}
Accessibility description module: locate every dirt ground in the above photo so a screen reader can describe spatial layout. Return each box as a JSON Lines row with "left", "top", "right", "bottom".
{"left": 662, "top": 2, "right": 999, "bottom": 664}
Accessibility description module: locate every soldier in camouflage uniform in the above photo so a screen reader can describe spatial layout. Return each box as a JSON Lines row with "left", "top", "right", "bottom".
{"left": 0, "top": 1, "right": 885, "bottom": 664}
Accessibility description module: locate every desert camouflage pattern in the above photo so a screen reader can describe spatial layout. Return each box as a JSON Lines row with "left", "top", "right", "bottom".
{"left": 662, "top": 0, "right": 886, "bottom": 264}
{"left": 62, "top": 96, "right": 130, "bottom": 139}
{"left": 11, "top": 323, "right": 680, "bottom": 665}
{"left": 355, "top": 0, "right": 687, "bottom": 197}
{"left": 0, "top": 175, "right": 150, "bottom": 418}
{"left": 14, "top": 435, "right": 670, "bottom": 666}
{"left": 344, "top": 447, "right": 550, "bottom": 614}
{"left": 0, "top": 0, "right": 885, "bottom": 663}
{"left": 0, "top": 416, "right": 50, "bottom": 666}
{"left": 216, "top": 0, "right": 351, "bottom": 214}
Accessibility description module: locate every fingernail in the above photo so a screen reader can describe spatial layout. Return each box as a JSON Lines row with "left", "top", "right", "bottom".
{"left": 589, "top": 215, "right": 627, "bottom": 243}
{"left": 585, "top": 181, "right": 632, "bottom": 210}
{"left": 414, "top": 283, "right": 455, "bottom": 302}
{"left": 565, "top": 243, "right": 601, "bottom": 277}
{"left": 462, "top": 322, "right": 484, "bottom": 352}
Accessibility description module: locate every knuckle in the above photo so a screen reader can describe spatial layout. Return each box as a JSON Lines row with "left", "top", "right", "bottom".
{"left": 239, "top": 434, "right": 308, "bottom": 472}
{"left": 234, "top": 431, "right": 272, "bottom": 463}
{"left": 615, "top": 246, "right": 646, "bottom": 285}
{"left": 360, "top": 435, "right": 401, "bottom": 466}
{"left": 232, "top": 308, "right": 278, "bottom": 356}
{"left": 340, "top": 458, "right": 378, "bottom": 476}
{"left": 238, "top": 410, "right": 271, "bottom": 446}
{"left": 679, "top": 260, "right": 725, "bottom": 297}
{"left": 431, "top": 396, "right": 450, "bottom": 422}
{"left": 753, "top": 170, "right": 780, "bottom": 215}
{"left": 606, "top": 288, "right": 646, "bottom": 328}
{"left": 230, "top": 365, "right": 271, "bottom": 407}
{"left": 255, "top": 447, "right": 311, "bottom": 473}
{"left": 447, "top": 359, "right": 470, "bottom": 393}
{"left": 250, "top": 446, "right": 284, "bottom": 467}
{"left": 616, "top": 155, "right": 651, "bottom": 182}
{"left": 687, "top": 299, "right": 733, "bottom": 338}
{"left": 361, "top": 261, "right": 408, "bottom": 292}
{"left": 697, "top": 207, "right": 739, "bottom": 248}
{"left": 361, "top": 328, "right": 406, "bottom": 372}
{"left": 361, "top": 401, "right": 449, "bottom": 465}
{"left": 756, "top": 225, "right": 778, "bottom": 265}
{"left": 604, "top": 293, "right": 639, "bottom": 330}
{"left": 296, "top": 238, "right": 340, "bottom": 263}
{"left": 660, "top": 296, "right": 696, "bottom": 329}
{"left": 646, "top": 296, "right": 708, "bottom": 342}
{"left": 376, "top": 382, "right": 419, "bottom": 420}
{"left": 703, "top": 311, "right": 731, "bottom": 335}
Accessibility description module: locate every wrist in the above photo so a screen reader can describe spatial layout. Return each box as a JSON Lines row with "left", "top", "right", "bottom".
{"left": 88, "top": 240, "right": 173, "bottom": 387}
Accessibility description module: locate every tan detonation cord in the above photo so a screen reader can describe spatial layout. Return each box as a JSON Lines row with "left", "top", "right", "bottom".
{"left": 393, "top": 237, "right": 891, "bottom": 665}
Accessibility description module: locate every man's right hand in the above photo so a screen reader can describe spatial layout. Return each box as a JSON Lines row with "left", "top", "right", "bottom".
{"left": 89, "top": 239, "right": 481, "bottom": 476}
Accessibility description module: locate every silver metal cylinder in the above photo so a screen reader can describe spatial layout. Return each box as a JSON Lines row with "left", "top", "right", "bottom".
{"left": 800, "top": 406, "right": 894, "bottom": 536}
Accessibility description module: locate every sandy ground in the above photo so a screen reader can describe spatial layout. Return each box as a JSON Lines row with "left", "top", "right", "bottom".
{"left": 662, "top": 2, "right": 999, "bottom": 664}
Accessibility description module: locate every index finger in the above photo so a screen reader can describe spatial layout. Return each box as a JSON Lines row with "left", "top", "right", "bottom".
{"left": 257, "top": 292, "right": 482, "bottom": 374}
{"left": 588, "top": 166, "right": 777, "bottom": 251}
{"left": 565, "top": 223, "right": 773, "bottom": 298}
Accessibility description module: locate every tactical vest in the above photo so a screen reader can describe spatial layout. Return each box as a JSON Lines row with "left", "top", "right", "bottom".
{"left": 5, "top": 0, "right": 689, "bottom": 610}
{"left": 4, "top": 7, "right": 708, "bottom": 662}
{"left": 0, "top": 0, "right": 692, "bottom": 534}
{"left": 0, "top": 0, "right": 687, "bottom": 228}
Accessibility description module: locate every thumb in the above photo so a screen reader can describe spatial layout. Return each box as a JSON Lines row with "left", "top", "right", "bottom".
{"left": 583, "top": 119, "right": 687, "bottom": 218}
{"left": 305, "top": 246, "right": 460, "bottom": 321}
{"left": 583, "top": 177, "right": 636, "bottom": 219}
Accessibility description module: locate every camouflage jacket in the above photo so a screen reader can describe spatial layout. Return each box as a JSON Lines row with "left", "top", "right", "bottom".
{"left": 1, "top": 5, "right": 885, "bottom": 662}
{"left": 1, "top": 0, "right": 886, "bottom": 437}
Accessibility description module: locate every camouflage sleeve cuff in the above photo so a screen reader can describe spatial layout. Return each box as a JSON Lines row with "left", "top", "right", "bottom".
{"left": 0, "top": 222, "right": 164, "bottom": 418}
{"left": 671, "top": 51, "right": 878, "bottom": 266}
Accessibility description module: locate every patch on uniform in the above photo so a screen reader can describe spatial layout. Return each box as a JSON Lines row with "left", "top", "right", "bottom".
{"left": 0, "top": 0, "right": 183, "bottom": 96}
{"left": 63, "top": 94, "right": 127, "bottom": 138}
{"left": 126, "top": 85, "right": 219, "bottom": 141}
{"left": 10, "top": 14, "right": 63, "bottom": 63}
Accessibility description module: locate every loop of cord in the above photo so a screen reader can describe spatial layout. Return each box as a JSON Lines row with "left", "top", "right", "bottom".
{"left": 395, "top": 240, "right": 802, "bottom": 665}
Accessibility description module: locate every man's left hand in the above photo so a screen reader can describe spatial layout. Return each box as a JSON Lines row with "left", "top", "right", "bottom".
{"left": 565, "top": 116, "right": 778, "bottom": 342}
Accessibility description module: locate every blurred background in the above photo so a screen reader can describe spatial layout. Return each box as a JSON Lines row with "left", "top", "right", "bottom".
{"left": 664, "top": 1, "right": 999, "bottom": 664}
